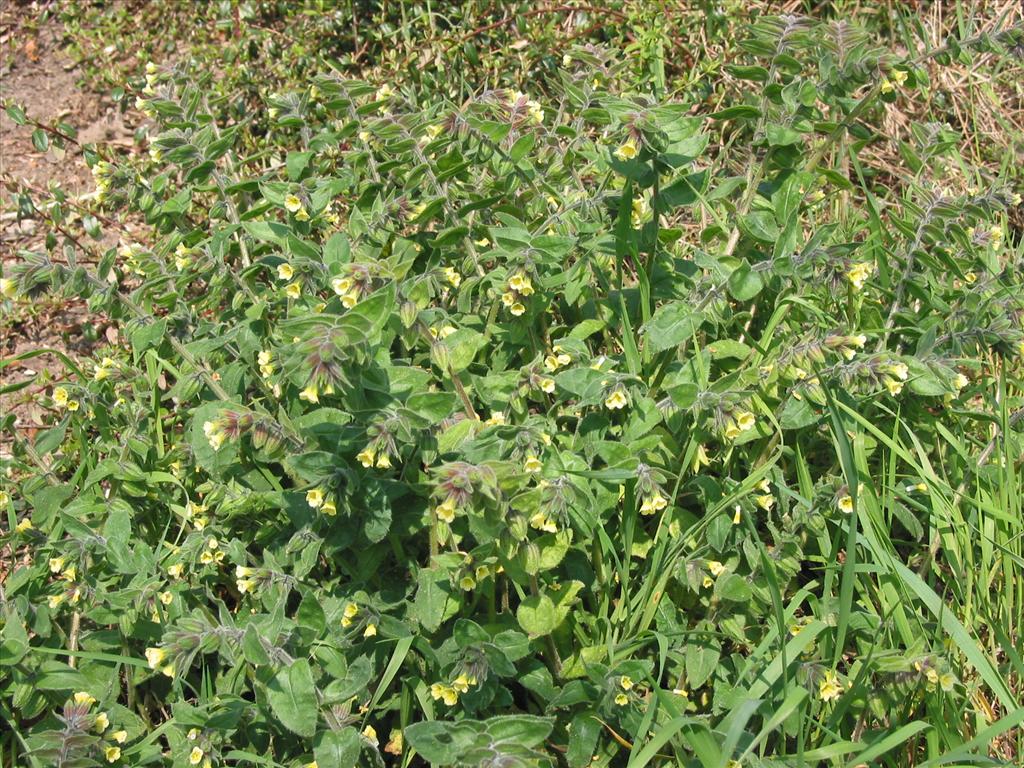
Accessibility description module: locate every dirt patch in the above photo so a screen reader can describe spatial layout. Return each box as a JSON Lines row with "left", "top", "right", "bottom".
{"left": 0, "top": 8, "right": 130, "bottom": 453}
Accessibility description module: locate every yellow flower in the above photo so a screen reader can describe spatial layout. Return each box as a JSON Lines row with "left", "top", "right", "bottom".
{"left": 444, "top": 267, "right": 462, "bottom": 288}
{"left": 61, "top": 566, "right": 76, "bottom": 581}
{"left": 524, "top": 455, "right": 543, "bottom": 473}
{"left": 94, "top": 712, "right": 110, "bottom": 732}
{"left": 484, "top": 412, "right": 505, "bottom": 426}
{"left": 112, "top": 730, "right": 128, "bottom": 744}
{"left": 460, "top": 574, "right": 476, "bottom": 590}
{"left": 501, "top": 291, "right": 516, "bottom": 307}
{"left": 735, "top": 411, "right": 756, "bottom": 431}
{"left": 508, "top": 273, "right": 532, "bottom": 293}
{"left": 203, "top": 420, "right": 225, "bottom": 452}
{"left": 452, "top": 673, "right": 476, "bottom": 693}
{"left": 53, "top": 386, "right": 69, "bottom": 406}
{"left": 707, "top": 560, "right": 726, "bottom": 577}
{"left": 529, "top": 511, "right": 558, "bottom": 533}
{"left": 0, "top": 277, "right": 17, "bottom": 299}
{"left": 48, "top": 594, "right": 65, "bottom": 609}
{"left": 158, "top": 591, "right": 174, "bottom": 606}
{"left": 284, "top": 282, "right": 302, "bottom": 299}
{"left": 376, "top": 453, "right": 392, "bottom": 469}
{"left": 363, "top": 623, "right": 378, "bottom": 638}
{"left": 756, "top": 495, "right": 775, "bottom": 512}
{"left": 880, "top": 78, "right": 894, "bottom": 94}
{"left": 74, "top": 691, "right": 96, "bottom": 706}
{"left": 887, "top": 361, "right": 909, "bottom": 381}
{"left": 702, "top": 574, "right": 713, "bottom": 588}
{"left": 321, "top": 499, "right": 337, "bottom": 516}
{"left": 299, "top": 384, "right": 319, "bottom": 403}
{"left": 331, "top": 276, "right": 353, "bottom": 296}
{"left": 189, "top": 747, "right": 205, "bottom": 766}
{"left": 510, "top": 302, "right": 526, "bottom": 316}
{"left": 385, "top": 729, "right": 404, "bottom": 756}
{"left": 16, "top": 518, "right": 33, "bottom": 533}
{"left": 66, "top": 399, "right": 80, "bottom": 412}
{"left": 105, "top": 746, "right": 121, "bottom": 763}
{"left": 614, "top": 692, "right": 629, "bottom": 706}
{"left": 692, "top": 444, "right": 710, "bottom": 473}
{"left": 436, "top": 498, "right": 457, "bottom": 524}
{"left": 845, "top": 261, "right": 874, "bottom": 291}
{"left": 619, "top": 675, "right": 634, "bottom": 690}
{"left": 145, "top": 648, "right": 165, "bottom": 669}
{"left": 295, "top": 208, "right": 310, "bottom": 222}
{"left": 631, "top": 196, "right": 649, "bottom": 227}
{"left": 284, "top": 195, "right": 303, "bottom": 214}
{"left": 885, "top": 378, "right": 904, "bottom": 396}
{"left": 639, "top": 493, "right": 668, "bottom": 515}
{"left": 199, "top": 550, "right": 215, "bottom": 565}
{"left": 357, "top": 446, "right": 376, "bottom": 468}
{"left": 837, "top": 494, "right": 854, "bottom": 514}
{"left": 276, "top": 263, "right": 294, "bottom": 281}
{"left": 306, "top": 488, "right": 325, "bottom": 508}
{"left": 952, "top": 373, "right": 969, "bottom": 391}
{"left": 343, "top": 602, "right": 360, "bottom": 621}
{"left": 891, "top": 68, "right": 908, "bottom": 86}
{"left": 818, "top": 670, "right": 843, "bottom": 702}
{"left": 430, "top": 683, "right": 459, "bottom": 706}
{"left": 362, "top": 724, "right": 379, "bottom": 746}
{"left": 672, "top": 687, "right": 688, "bottom": 697}
{"left": 341, "top": 292, "right": 359, "bottom": 309}
{"left": 237, "top": 578, "right": 257, "bottom": 594}
{"left": 49, "top": 557, "right": 65, "bottom": 573}
{"left": 539, "top": 377, "right": 555, "bottom": 394}
{"left": 732, "top": 505, "right": 742, "bottom": 525}
{"left": 605, "top": 390, "right": 629, "bottom": 410}
{"left": 614, "top": 139, "right": 638, "bottom": 161}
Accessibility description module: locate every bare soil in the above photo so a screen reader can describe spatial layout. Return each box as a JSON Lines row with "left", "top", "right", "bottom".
{"left": 0, "top": 8, "right": 131, "bottom": 449}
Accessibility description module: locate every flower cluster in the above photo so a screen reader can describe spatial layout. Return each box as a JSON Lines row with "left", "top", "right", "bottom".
{"left": 430, "top": 672, "right": 478, "bottom": 706}
{"left": 501, "top": 271, "right": 534, "bottom": 316}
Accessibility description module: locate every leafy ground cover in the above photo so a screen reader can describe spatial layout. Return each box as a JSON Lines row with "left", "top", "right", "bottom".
{"left": 1, "top": 2, "right": 1023, "bottom": 766}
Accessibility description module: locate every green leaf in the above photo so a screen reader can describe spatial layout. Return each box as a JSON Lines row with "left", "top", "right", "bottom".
{"left": 643, "top": 302, "right": 704, "bottom": 353}
{"left": 516, "top": 593, "right": 559, "bottom": 638}
{"left": 405, "top": 392, "right": 458, "bottom": 423}
{"left": 685, "top": 639, "right": 720, "bottom": 689}
{"left": 405, "top": 720, "right": 481, "bottom": 765}
{"left": 444, "top": 327, "right": 485, "bottom": 372}
{"left": 727, "top": 261, "right": 764, "bottom": 301}
{"left": 567, "top": 712, "right": 601, "bottom": 767}
{"left": 779, "top": 395, "right": 818, "bottom": 430}
{"left": 314, "top": 727, "right": 361, "bottom": 768}
{"left": 766, "top": 124, "right": 803, "bottom": 146}
{"left": 266, "top": 658, "right": 318, "bottom": 738}
{"left": 412, "top": 567, "right": 459, "bottom": 632}
{"left": 708, "top": 105, "right": 760, "bottom": 120}
{"left": 130, "top": 318, "right": 168, "bottom": 357}
{"left": 31, "top": 128, "right": 49, "bottom": 152}
{"left": 286, "top": 151, "right": 313, "bottom": 181}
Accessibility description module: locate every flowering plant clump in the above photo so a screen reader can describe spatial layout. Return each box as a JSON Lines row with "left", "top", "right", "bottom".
{"left": 2, "top": 4, "right": 1023, "bottom": 767}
